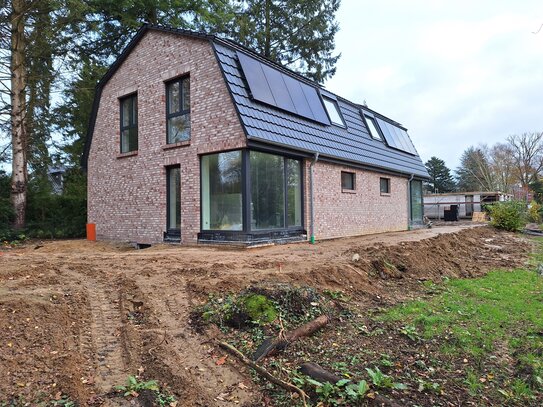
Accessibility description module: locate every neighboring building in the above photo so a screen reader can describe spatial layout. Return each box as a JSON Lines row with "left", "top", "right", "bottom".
{"left": 48, "top": 165, "right": 66, "bottom": 195}
{"left": 423, "top": 191, "right": 512, "bottom": 219}
{"left": 83, "top": 25, "right": 429, "bottom": 245}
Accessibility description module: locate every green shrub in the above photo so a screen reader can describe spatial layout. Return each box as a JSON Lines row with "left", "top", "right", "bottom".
{"left": 0, "top": 168, "right": 87, "bottom": 240}
{"left": 487, "top": 200, "right": 526, "bottom": 231}
{"left": 527, "top": 200, "right": 542, "bottom": 223}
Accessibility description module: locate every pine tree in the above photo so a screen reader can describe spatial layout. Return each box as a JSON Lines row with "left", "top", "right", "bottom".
{"left": 77, "top": 0, "right": 236, "bottom": 61}
{"left": 424, "top": 156, "right": 456, "bottom": 193}
{"left": 230, "top": 0, "right": 341, "bottom": 83}
{"left": 1, "top": 0, "right": 88, "bottom": 229}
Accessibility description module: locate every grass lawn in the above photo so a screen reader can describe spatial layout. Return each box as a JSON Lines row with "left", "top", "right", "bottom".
{"left": 197, "top": 237, "right": 543, "bottom": 406}
{"left": 376, "top": 239, "right": 543, "bottom": 405}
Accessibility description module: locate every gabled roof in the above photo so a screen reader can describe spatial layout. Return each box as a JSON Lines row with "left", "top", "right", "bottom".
{"left": 82, "top": 24, "right": 429, "bottom": 179}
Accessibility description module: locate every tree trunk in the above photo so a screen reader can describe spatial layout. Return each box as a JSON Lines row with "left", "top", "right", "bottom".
{"left": 299, "top": 363, "right": 403, "bottom": 407}
{"left": 264, "top": 0, "right": 271, "bottom": 57}
{"left": 253, "top": 314, "right": 330, "bottom": 362}
{"left": 10, "top": 0, "right": 28, "bottom": 230}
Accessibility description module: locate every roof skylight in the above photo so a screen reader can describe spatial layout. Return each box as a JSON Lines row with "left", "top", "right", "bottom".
{"left": 322, "top": 97, "right": 344, "bottom": 126}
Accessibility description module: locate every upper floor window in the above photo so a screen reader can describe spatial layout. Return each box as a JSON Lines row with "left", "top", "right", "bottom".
{"left": 120, "top": 93, "right": 138, "bottom": 153}
{"left": 323, "top": 97, "right": 345, "bottom": 126}
{"left": 166, "top": 76, "right": 190, "bottom": 144}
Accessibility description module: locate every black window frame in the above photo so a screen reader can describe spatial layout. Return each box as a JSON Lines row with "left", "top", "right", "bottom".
{"left": 341, "top": 171, "right": 356, "bottom": 191}
{"left": 166, "top": 165, "right": 181, "bottom": 239}
{"left": 165, "top": 75, "right": 191, "bottom": 144}
{"left": 322, "top": 96, "right": 346, "bottom": 127}
{"left": 119, "top": 93, "right": 138, "bottom": 153}
{"left": 363, "top": 113, "right": 384, "bottom": 141}
{"left": 199, "top": 149, "right": 305, "bottom": 234}
{"left": 380, "top": 177, "right": 391, "bottom": 194}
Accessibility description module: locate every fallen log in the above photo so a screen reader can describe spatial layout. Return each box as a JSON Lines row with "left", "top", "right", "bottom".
{"left": 253, "top": 314, "right": 330, "bottom": 362}
{"left": 218, "top": 341, "right": 308, "bottom": 406}
{"left": 299, "top": 362, "right": 402, "bottom": 407}
{"left": 300, "top": 362, "right": 342, "bottom": 383}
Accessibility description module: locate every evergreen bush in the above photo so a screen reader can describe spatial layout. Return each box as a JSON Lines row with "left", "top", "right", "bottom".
{"left": 487, "top": 200, "right": 526, "bottom": 231}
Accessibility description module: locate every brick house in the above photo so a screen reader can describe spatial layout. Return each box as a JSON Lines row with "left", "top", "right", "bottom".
{"left": 83, "top": 24, "right": 429, "bottom": 245}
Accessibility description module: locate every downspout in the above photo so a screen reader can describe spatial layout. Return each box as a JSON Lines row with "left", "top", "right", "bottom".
{"left": 407, "top": 174, "right": 414, "bottom": 230}
{"left": 309, "top": 153, "right": 319, "bottom": 244}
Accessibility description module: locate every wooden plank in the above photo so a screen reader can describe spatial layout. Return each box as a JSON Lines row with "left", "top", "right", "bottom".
{"left": 472, "top": 212, "right": 488, "bottom": 222}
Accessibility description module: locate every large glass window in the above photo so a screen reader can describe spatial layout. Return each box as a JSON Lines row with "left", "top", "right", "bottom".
{"left": 167, "top": 167, "right": 181, "bottom": 231}
{"left": 200, "top": 150, "right": 302, "bottom": 233}
{"left": 166, "top": 76, "right": 190, "bottom": 143}
{"left": 287, "top": 159, "right": 302, "bottom": 227}
{"left": 120, "top": 94, "right": 138, "bottom": 153}
{"left": 410, "top": 180, "right": 423, "bottom": 223}
{"left": 201, "top": 151, "right": 242, "bottom": 230}
{"left": 251, "top": 152, "right": 285, "bottom": 230}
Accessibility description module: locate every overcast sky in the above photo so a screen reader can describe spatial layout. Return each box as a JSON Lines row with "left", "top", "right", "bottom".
{"left": 325, "top": 0, "right": 543, "bottom": 170}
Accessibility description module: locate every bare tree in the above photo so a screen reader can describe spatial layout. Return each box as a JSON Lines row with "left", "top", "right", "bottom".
{"left": 488, "top": 142, "right": 516, "bottom": 193}
{"left": 456, "top": 145, "right": 496, "bottom": 192}
{"left": 506, "top": 132, "right": 543, "bottom": 190}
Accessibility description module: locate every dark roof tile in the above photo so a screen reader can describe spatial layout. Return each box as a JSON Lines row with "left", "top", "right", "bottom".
{"left": 213, "top": 42, "right": 428, "bottom": 178}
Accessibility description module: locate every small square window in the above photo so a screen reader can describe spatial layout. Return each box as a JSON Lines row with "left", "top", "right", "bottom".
{"left": 120, "top": 94, "right": 138, "bottom": 153}
{"left": 323, "top": 97, "right": 345, "bottom": 126}
{"left": 380, "top": 177, "right": 390, "bottom": 194}
{"left": 341, "top": 171, "right": 355, "bottom": 191}
{"left": 166, "top": 76, "right": 190, "bottom": 143}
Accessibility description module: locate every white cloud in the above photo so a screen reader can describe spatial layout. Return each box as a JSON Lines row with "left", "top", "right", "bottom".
{"left": 325, "top": 0, "right": 543, "bottom": 169}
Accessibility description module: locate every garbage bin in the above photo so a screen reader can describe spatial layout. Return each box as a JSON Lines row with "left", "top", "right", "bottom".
{"left": 444, "top": 207, "right": 459, "bottom": 221}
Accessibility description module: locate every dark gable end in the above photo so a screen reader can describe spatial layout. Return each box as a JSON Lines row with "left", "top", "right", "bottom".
{"left": 82, "top": 24, "right": 429, "bottom": 180}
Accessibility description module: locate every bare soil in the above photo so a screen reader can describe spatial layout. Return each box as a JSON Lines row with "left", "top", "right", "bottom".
{"left": 0, "top": 224, "right": 532, "bottom": 405}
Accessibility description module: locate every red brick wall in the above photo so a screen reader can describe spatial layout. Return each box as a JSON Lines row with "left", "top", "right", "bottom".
{"left": 87, "top": 31, "right": 246, "bottom": 244}
{"left": 88, "top": 30, "right": 410, "bottom": 244}
{"left": 304, "top": 160, "right": 409, "bottom": 240}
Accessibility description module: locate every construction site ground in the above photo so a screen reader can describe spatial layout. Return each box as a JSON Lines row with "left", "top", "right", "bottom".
{"left": 0, "top": 224, "right": 535, "bottom": 406}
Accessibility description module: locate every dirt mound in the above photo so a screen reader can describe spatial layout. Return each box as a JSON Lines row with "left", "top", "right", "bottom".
{"left": 0, "top": 225, "right": 533, "bottom": 405}
{"left": 187, "top": 227, "right": 531, "bottom": 306}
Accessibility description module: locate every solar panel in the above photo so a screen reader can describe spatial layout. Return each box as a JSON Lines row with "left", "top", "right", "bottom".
{"left": 259, "top": 63, "right": 295, "bottom": 113}
{"left": 237, "top": 51, "right": 330, "bottom": 125}
{"left": 398, "top": 127, "right": 418, "bottom": 155}
{"left": 389, "top": 124, "right": 405, "bottom": 152}
{"left": 375, "top": 117, "right": 417, "bottom": 155}
{"left": 376, "top": 118, "right": 395, "bottom": 147}
{"left": 237, "top": 52, "right": 276, "bottom": 106}
{"left": 392, "top": 125, "right": 410, "bottom": 152}
{"left": 282, "top": 74, "right": 313, "bottom": 118}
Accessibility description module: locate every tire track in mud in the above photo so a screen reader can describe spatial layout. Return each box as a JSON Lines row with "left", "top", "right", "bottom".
{"left": 138, "top": 275, "right": 254, "bottom": 406}
{"left": 58, "top": 264, "right": 128, "bottom": 393}
{"left": 83, "top": 279, "right": 127, "bottom": 392}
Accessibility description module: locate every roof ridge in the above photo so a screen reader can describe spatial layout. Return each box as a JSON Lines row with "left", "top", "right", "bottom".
{"left": 147, "top": 23, "right": 321, "bottom": 88}
{"left": 147, "top": 24, "right": 405, "bottom": 126}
